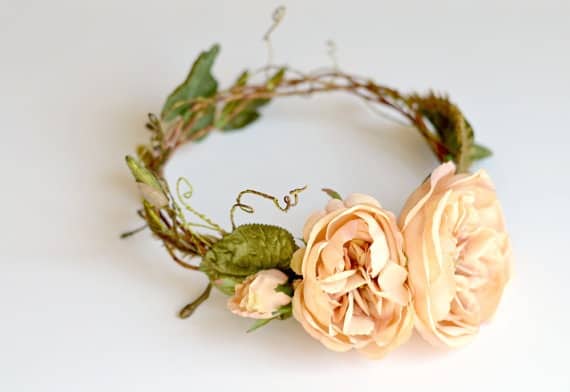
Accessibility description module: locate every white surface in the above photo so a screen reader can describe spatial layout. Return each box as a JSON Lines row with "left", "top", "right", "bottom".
{"left": 1, "top": 0, "right": 569, "bottom": 390}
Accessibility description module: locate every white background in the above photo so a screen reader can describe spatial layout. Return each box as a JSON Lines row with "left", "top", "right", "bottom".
{"left": 1, "top": 0, "right": 569, "bottom": 390}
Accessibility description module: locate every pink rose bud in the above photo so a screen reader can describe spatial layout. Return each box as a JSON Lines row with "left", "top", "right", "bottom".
{"left": 227, "top": 269, "right": 292, "bottom": 319}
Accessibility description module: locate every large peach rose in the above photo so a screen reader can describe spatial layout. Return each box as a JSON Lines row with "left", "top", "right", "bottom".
{"left": 399, "top": 162, "right": 512, "bottom": 348}
{"left": 291, "top": 194, "right": 413, "bottom": 358}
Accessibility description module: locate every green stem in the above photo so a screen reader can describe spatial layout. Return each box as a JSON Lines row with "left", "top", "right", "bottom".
{"left": 179, "top": 284, "right": 212, "bottom": 319}
{"left": 119, "top": 224, "right": 148, "bottom": 239}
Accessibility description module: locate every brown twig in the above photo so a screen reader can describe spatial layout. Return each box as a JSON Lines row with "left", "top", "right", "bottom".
{"left": 134, "top": 67, "right": 473, "bottom": 279}
{"left": 154, "top": 70, "right": 450, "bottom": 170}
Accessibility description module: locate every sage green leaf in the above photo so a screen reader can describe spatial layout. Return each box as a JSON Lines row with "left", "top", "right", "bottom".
{"left": 200, "top": 224, "right": 297, "bottom": 280}
{"left": 275, "top": 283, "right": 293, "bottom": 297}
{"left": 186, "top": 104, "right": 215, "bottom": 132}
{"left": 217, "top": 98, "right": 269, "bottom": 130}
{"left": 218, "top": 67, "right": 285, "bottom": 131}
{"left": 322, "top": 188, "right": 342, "bottom": 200}
{"left": 275, "top": 303, "right": 292, "bottom": 320}
{"left": 221, "top": 110, "right": 260, "bottom": 130}
{"left": 408, "top": 94, "right": 475, "bottom": 172}
{"left": 235, "top": 70, "right": 249, "bottom": 87}
{"left": 211, "top": 276, "right": 242, "bottom": 296}
{"left": 182, "top": 104, "right": 216, "bottom": 142}
{"left": 469, "top": 143, "right": 493, "bottom": 161}
{"left": 246, "top": 318, "right": 273, "bottom": 333}
{"left": 246, "top": 304, "right": 292, "bottom": 333}
{"left": 125, "top": 156, "right": 162, "bottom": 192}
{"left": 136, "top": 145, "right": 154, "bottom": 167}
{"left": 266, "top": 67, "right": 286, "bottom": 90}
{"left": 142, "top": 200, "right": 170, "bottom": 234}
{"left": 161, "top": 44, "right": 220, "bottom": 121}
{"left": 199, "top": 262, "right": 241, "bottom": 295}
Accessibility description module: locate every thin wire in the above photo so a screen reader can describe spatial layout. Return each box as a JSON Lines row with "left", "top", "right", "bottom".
{"left": 263, "top": 6, "right": 286, "bottom": 69}
{"left": 230, "top": 185, "right": 307, "bottom": 230}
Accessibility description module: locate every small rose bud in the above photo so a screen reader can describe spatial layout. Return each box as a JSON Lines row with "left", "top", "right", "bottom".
{"left": 227, "top": 269, "right": 291, "bottom": 319}
{"left": 137, "top": 182, "right": 169, "bottom": 208}
{"left": 126, "top": 155, "right": 169, "bottom": 208}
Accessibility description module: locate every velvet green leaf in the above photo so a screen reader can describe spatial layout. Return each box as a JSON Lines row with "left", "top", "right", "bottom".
{"left": 200, "top": 224, "right": 297, "bottom": 281}
{"left": 211, "top": 276, "right": 242, "bottom": 296}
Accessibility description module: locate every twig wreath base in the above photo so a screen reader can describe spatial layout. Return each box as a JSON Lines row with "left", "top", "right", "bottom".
{"left": 123, "top": 41, "right": 512, "bottom": 357}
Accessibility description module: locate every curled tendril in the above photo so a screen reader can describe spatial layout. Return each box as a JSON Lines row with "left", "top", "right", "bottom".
{"left": 230, "top": 185, "right": 307, "bottom": 230}
{"left": 175, "top": 177, "right": 226, "bottom": 235}
{"left": 326, "top": 39, "right": 339, "bottom": 70}
{"left": 263, "top": 6, "right": 286, "bottom": 68}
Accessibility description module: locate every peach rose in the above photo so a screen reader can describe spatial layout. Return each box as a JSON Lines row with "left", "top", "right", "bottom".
{"left": 227, "top": 269, "right": 292, "bottom": 319}
{"left": 291, "top": 194, "right": 413, "bottom": 358}
{"left": 399, "top": 162, "right": 512, "bottom": 348}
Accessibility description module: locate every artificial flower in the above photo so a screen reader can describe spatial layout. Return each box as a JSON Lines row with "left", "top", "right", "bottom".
{"left": 292, "top": 194, "right": 413, "bottom": 358}
{"left": 399, "top": 162, "right": 512, "bottom": 347}
{"left": 227, "top": 269, "right": 292, "bottom": 319}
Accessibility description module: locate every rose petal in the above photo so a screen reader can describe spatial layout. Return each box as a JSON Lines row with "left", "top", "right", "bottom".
{"left": 378, "top": 261, "right": 409, "bottom": 306}
{"left": 354, "top": 212, "right": 390, "bottom": 276}
{"left": 290, "top": 247, "right": 305, "bottom": 275}
{"left": 343, "top": 193, "right": 382, "bottom": 208}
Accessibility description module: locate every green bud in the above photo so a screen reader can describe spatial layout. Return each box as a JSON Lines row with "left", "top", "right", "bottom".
{"left": 126, "top": 156, "right": 169, "bottom": 207}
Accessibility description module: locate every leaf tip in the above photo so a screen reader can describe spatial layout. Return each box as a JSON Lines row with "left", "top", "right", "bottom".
{"left": 322, "top": 188, "right": 342, "bottom": 200}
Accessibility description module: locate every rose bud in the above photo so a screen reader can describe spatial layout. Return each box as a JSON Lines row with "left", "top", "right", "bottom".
{"left": 227, "top": 269, "right": 292, "bottom": 319}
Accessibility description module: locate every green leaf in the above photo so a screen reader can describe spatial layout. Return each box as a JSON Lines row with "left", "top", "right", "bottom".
{"left": 275, "top": 303, "right": 292, "bottom": 319}
{"left": 469, "top": 143, "right": 492, "bottom": 161}
{"left": 246, "top": 318, "right": 273, "bottom": 333}
{"left": 221, "top": 110, "right": 260, "bottom": 130}
{"left": 200, "top": 224, "right": 297, "bottom": 283}
{"left": 246, "top": 304, "right": 292, "bottom": 333}
{"left": 186, "top": 105, "right": 215, "bottom": 133}
{"left": 218, "top": 67, "right": 286, "bottom": 131}
{"left": 181, "top": 104, "right": 216, "bottom": 142}
{"left": 217, "top": 98, "right": 269, "bottom": 130}
{"left": 275, "top": 283, "right": 293, "bottom": 297}
{"left": 161, "top": 44, "right": 220, "bottom": 121}
{"left": 136, "top": 145, "right": 154, "bottom": 168}
{"left": 408, "top": 94, "right": 475, "bottom": 172}
{"left": 142, "top": 200, "right": 170, "bottom": 234}
{"left": 234, "top": 70, "right": 249, "bottom": 87}
{"left": 266, "top": 67, "right": 286, "bottom": 90}
{"left": 211, "top": 277, "right": 242, "bottom": 296}
{"left": 125, "top": 156, "right": 162, "bottom": 191}
{"left": 321, "top": 188, "right": 342, "bottom": 200}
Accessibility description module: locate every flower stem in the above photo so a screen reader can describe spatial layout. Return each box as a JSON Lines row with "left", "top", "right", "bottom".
{"left": 179, "top": 283, "right": 212, "bottom": 319}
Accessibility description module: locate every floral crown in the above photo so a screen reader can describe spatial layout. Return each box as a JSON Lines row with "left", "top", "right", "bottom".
{"left": 123, "top": 20, "right": 512, "bottom": 358}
